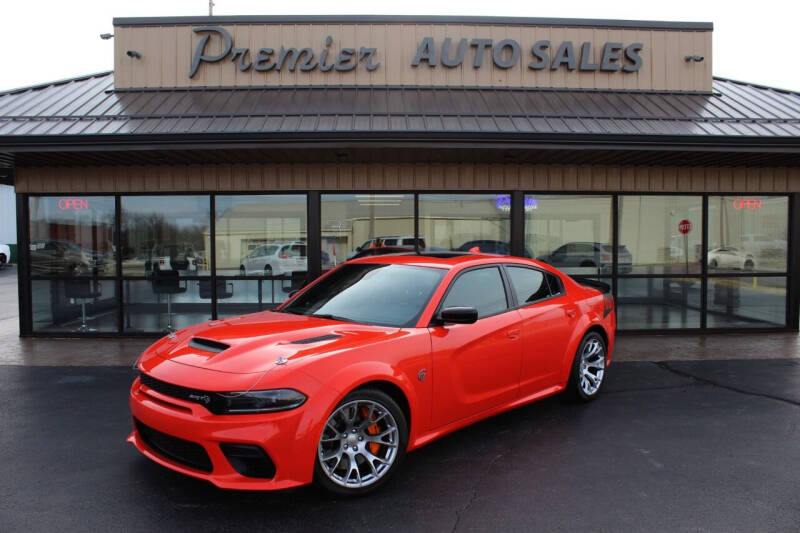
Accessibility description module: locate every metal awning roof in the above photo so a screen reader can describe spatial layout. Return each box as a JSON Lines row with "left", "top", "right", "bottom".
{"left": 1, "top": 71, "right": 799, "bottom": 167}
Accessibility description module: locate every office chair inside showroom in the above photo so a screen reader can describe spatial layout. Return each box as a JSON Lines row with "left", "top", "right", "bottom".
{"left": 65, "top": 278, "right": 102, "bottom": 332}
{"left": 151, "top": 269, "right": 186, "bottom": 333}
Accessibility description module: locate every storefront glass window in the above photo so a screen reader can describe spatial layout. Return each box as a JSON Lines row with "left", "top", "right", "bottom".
{"left": 321, "top": 194, "right": 414, "bottom": 267}
{"left": 619, "top": 195, "right": 702, "bottom": 275}
{"left": 524, "top": 195, "right": 612, "bottom": 275}
{"left": 215, "top": 195, "right": 307, "bottom": 276}
{"left": 616, "top": 277, "right": 702, "bottom": 329}
{"left": 706, "top": 277, "right": 786, "bottom": 328}
{"left": 32, "top": 279, "right": 118, "bottom": 332}
{"left": 122, "top": 279, "right": 211, "bottom": 333}
{"left": 120, "top": 196, "right": 210, "bottom": 277}
{"left": 29, "top": 196, "right": 116, "bottom": 277}
{"left": 419, "top": 194, "right": 511, "bottom": 255}
{"left": 707, "top": 196, "right": 788, "bottom": 273}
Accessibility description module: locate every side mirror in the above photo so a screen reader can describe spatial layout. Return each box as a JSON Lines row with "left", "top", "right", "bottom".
{"left": 439, "top": 306, "right": 478, "bottom": 324}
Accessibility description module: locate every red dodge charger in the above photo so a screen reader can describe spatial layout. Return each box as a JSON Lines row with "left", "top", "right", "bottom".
{"left": 128, "top": 252, "right": 615, "bottom": 495}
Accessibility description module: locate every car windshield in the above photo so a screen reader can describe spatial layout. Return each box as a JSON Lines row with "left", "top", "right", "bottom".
{"left": 281, "top": 263, "right": 446, "bottom": 327}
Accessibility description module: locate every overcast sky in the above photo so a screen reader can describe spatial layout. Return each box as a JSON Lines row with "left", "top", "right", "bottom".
{"left": 1, "top": 0, "right": 798, "bottom": 92}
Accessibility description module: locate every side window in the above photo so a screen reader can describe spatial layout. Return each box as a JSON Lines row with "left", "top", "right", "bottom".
{"left": 506, "top": 266, "right": 550, "bottom": 305}
{"left": 545, "top": 273, "right": 563, "bottom": 296}
{"left": 441, "top": 267, "right": 509, "bottom": 319}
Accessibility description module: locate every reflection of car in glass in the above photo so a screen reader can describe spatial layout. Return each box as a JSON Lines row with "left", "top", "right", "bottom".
{"left": 708, "top": 246, "right": 755, "bottom": 270}
{"left": 129, "top": 253, "right": 615, "bottom": 495}
{"left": 149, "top": 243, "right": 199, "bottom": 273}
{"left": 0, "top": 243, "right": 9, "bottom": 269}
{"left": 348, "top": 246, "right": 412, "bottom": 260}
{"left": 456, "top": 240, "right": 533, "bottom": 258}
{"left": 538, "top": 242, "right": 632, "bottom": 273}
{"left": 240, "top": 242, "right": 307, "bottom": 276}
{"left": 30, "top": 239, "right": 101, "bottom": 275}
{"left": 347, "top": 236, "right": 425, "bottom": 259}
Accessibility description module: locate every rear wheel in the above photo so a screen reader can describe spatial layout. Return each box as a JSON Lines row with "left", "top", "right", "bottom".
{"left": 314, "top": 389, "right": 408, "bottom": 496}
{"left": 264, "top": 264, "right": 273, "bottom": 277}
{"left": 567, "top": 331, "right": 607, "bottom": 402}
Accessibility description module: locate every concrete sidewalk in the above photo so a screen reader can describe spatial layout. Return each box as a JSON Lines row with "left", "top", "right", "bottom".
{"left": 2, "top": 265, "right": 799, "bottom": 365}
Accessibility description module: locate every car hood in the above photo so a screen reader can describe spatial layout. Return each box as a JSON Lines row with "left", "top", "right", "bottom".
{"left": 149, "top": 311, "right": 403, "bottom": 374}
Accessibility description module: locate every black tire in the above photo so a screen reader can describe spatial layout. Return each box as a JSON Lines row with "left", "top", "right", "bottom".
{"left": 580, "top": 260, "right": 596, "bottom": 268}
{"left": 264, "top": 264, "right": 273, "bottom": 276}
{"left": 709, "top": 259, "right": 718, "bottom": 269}
{"left": 313, "top": 388, "right": 408, "bottom": 496}
{"left": 743, "top": 259, "right": 754, "bottom": 271}
{"left": 566, "top": 331, "right": 607, "bottom": 402}
{"left": 239, "top": 265, "right": 246, "bottom": 276}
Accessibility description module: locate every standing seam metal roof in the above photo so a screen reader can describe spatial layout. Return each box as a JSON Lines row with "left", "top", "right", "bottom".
{"left": 1, "top": 72, "right": 800, "bottom": 139}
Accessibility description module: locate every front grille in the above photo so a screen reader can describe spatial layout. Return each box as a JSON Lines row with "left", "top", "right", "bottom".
{"left": 134, "top": 419, "right": 213, "bottom": 472}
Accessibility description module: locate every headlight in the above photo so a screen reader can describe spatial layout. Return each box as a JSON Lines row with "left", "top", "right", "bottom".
{"left": 215, "top": 389, "right": 307, "bottom": 414}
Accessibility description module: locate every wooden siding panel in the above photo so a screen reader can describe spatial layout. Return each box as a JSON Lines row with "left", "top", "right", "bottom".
{"left": 14, "top": 164, "right": 799, "bottom": 194}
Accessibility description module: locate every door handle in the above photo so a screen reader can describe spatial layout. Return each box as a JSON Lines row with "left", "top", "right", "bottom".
{"left": 507, "top": 328, "right": 521, "bottom": 339}
{"left": 566, "top": 309, "right": 577, "bottom": 318}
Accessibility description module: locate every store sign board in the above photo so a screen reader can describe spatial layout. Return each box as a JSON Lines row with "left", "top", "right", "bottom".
{"left": 189, "top": 27, "right": 643, "bottom": 78}
{"left": 113, "top": 21, "right": 712, "bottom": 91}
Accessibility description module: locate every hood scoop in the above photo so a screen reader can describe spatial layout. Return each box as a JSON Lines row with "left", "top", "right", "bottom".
{"left": 189, "top": 337, "right": 230, "bottom": 353}
{"left": 290, "top": 334, "right": 342, "bottom": 345}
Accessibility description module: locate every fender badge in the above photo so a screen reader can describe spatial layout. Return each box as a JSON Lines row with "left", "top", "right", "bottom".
{"left": 418, "top": 368, "right": 426, "bottom": 382}
{"left": 275, "top": 356, "right": 289, "bottom": 365}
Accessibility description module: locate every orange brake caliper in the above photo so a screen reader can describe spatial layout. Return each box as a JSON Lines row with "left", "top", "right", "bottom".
{"left": 360, "top": 407, "right": 381, "bottom": 454}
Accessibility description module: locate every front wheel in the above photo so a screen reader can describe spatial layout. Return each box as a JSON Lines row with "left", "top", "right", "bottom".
{"left": 567, "top": 331, "right": 607, "bottom": 402}
{"left": 314, "top": 389, "right": 408, "bottom": 496}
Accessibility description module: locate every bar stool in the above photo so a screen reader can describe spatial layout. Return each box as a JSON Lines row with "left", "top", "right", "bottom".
{"left": 151, "top": 270, "right": 186, "bottom": 333}
{"left": 65, "top": 278, "right": 102, "bottom": 332}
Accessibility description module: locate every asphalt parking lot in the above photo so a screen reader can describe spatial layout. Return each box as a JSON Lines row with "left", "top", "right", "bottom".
{"left": 1, "top": 359, "right": 798, "bottom": 532}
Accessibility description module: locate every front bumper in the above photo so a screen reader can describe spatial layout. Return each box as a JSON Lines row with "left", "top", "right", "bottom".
{"left": 128, "top": 377, "right": 317, "bottom": 490}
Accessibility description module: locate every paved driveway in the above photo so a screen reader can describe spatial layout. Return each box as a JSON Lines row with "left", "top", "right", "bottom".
{"left": 1, "top": 360, "right": 798, "bottom": 532}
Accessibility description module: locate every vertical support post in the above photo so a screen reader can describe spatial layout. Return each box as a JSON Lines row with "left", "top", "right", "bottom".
{"left": 209, "top": 195, "right": 217, "bottom": 320}
{"left": 510, "top": 191, "right": 525, "bottom": 257}
{"left": 414, "top": 194, "right": 420, "bottom": 253}
{"left": 787, "top": 193, "right": 800, "bottom": 330}
{"left": 307, "top": 191, "right": 321, "bottom": 280}
{"left": 611, "top": 194, "right": 619, "bottom": 301}
{"left": 16, "top": 193, "right": 32, "bottom": 336}
{"left": 115, "top": 195, "right": 123, "bottom": 333}
{"left": 700, "top": 195, "right": 709, "bottom": 329}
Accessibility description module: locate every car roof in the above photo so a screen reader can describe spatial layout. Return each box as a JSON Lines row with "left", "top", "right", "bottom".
{"left": 347, "top": 252, "right": 550, "bottom": 270}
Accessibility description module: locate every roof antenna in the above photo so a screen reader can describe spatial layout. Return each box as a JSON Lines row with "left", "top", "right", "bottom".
{"left": 208, "top": 0, "right": 214, "bottom": 16}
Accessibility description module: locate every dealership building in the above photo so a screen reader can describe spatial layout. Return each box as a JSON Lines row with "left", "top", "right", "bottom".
{"left": 1, "top": 15, "right": 799, "bottom": 337}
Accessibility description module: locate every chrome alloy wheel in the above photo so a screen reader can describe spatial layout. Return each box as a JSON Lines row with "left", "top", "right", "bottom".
{"left": 579, "top": 337, "right": 606, "bottom": 396}
{"left": 317, "top": 400, "right": 399, "bottom": 488}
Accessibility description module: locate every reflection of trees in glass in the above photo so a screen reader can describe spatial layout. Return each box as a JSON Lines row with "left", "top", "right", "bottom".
{"left": 121, "top": 211, "right": 207, "bottom": 258}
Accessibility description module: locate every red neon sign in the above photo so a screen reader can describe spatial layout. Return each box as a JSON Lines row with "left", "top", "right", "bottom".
{"left": 57, "top": 198, "right": 89, "bottom": 211}
{"left": 732, "top": 198, "right": 762, "bottom": 210}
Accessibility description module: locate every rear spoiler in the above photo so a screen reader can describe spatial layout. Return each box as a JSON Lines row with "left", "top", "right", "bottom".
{"left": 570, "top": 276, "right": 611, "bottom": 294}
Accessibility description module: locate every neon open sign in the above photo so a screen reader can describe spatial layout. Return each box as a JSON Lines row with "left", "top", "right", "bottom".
{"left": 58, "top": 198, "right": 89, "bottom": 211}
{"left": 732, "top": 198, "right": 762, "bottom": 210}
